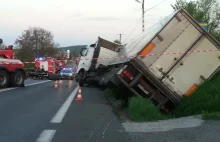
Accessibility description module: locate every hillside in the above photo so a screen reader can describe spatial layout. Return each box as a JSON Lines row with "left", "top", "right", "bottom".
{"left": 58, "top": 45, "right": 87, "bottom": 57}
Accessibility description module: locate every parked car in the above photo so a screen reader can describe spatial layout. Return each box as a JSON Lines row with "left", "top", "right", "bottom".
{"left": 60, "top": 67, "right": 74, "bottom": 80}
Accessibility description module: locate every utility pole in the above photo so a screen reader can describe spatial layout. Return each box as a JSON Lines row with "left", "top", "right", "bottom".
{"left": 142, "top": 0, "right": 145, "bottom": 32}
{"left": 118, "top": 34, "right": 123, "bottom": 43}
{"left": 135, "top": 0, "right": 145, "bottom": 32}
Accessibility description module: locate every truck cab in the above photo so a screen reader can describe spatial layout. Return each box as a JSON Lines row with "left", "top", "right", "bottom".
{"left": 76, "top": 44, "right": 96, "bottom": 74}
{"left": 76, "top": 37, "right": 124, "bottom": 86}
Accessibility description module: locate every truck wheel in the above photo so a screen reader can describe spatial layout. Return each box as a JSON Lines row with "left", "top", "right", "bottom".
{"left": 0, "top": 70, "right": 9, "bottom": 88}
{"left": 79, "top": 80, "right": 84, "bottom": 87}
{"left": 78, "top": 71, "right": 85, "bottom": 85}
{"left": 11, "top": 70, "right": 25, "bottom": 87}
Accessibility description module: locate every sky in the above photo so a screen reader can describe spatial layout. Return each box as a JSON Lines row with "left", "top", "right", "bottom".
{"left": 0, "top": 0, "right": 177, "bottom": 47}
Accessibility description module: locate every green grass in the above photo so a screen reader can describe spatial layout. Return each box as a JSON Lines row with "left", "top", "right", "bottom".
{"left": 104, "top": 87, "right": 133, "bottom": 108}
{"left": 105, "top": 71, "right": 220, "bottom": 121}
{"left": 202, "top": 112, "right": 220, "bottom": 120}
{"left": 174, "top": 71, "right": 220, "bottom": 118}
{"left": 104, "top": 88, "right": 125, "bottom": 109}
{"left": 128, "top": 96, "right": 170, "bottom": 121}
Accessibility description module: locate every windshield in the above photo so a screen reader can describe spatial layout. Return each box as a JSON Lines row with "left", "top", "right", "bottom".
{"left": 61, "top": 70, "right": 72, "bottom": 73}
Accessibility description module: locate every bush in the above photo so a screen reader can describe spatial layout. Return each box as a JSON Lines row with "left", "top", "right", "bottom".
{"left": 202, "top": 112, "right": 220, "bottom": 120}
{"left": 128, "top": 96, "right": 169, "bottom": 121}
{"left": 174, "top": 71, "right": 220, "bottom": 117}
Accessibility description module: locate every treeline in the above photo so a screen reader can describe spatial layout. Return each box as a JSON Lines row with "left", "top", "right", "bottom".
{"left": 172, "top": 0, "right": 220, "bottom": 42}
{"left": 13, "top": 27, "right": 87, "bottom": 62}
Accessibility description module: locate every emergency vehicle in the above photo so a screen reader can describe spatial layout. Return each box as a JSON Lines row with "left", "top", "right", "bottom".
{"left": 28, "top": 57, "right": 65, "bottom": 79}
{"left": 0, "top": 38, "right": 26, "bottom": 88}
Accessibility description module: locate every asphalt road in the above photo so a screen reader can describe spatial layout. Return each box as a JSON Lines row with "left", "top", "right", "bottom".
{"left": 0, "top": 79, "right": 131, "bottom": 142}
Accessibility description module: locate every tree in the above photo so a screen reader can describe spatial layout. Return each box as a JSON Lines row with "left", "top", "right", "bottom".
{"left": 15, "top": 27, "right": 58, "bottom": 61}
{"left": 114, "top": 39, "right": 121, "bottom": 44}
{"left": 171, "top": 0, "right": 220, "bottom": 41}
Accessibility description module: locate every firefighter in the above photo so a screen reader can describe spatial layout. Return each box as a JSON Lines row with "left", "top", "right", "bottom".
{"left": 41, "top": 65, "right": 45, "bottom": 72}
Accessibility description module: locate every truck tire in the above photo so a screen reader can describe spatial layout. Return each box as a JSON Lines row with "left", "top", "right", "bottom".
{"left": 0, "top": 70, "right": 9, "bottom": 88}
{"left": 11, "top": 70, "right": 25, "bottom": 87}
{"left": 76, "top": 78, "right": 79, "bottom": 82}
{"left": 78, "top": 70, "right": 85, "bottom": 86}
{"left": 79, "top": 80, "right": 84, "bottom": 86}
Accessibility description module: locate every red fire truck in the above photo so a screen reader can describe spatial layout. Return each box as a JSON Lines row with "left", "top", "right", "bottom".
{"left": 28, "top": 57, "right": 65, "bottom": 79}
{"left": 0, "top": 39, "right": 26, "bottom": 88}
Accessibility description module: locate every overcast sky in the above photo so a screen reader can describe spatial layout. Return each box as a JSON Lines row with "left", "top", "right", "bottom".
{"left": 1, "top": 0, "right": 177, "bottom": 47}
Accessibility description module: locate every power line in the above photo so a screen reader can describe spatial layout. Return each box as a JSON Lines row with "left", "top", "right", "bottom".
{"left": 122, "top": 16, "right": 142, "bottom": 43}
{"left": 122, "top": 0, "right": 168, "bottom": 44}
{"left": 144, "top": 0, "right": 167, "bottom": 13}
{"left": 129, "top": 11, "right": 174, "bottom": 42}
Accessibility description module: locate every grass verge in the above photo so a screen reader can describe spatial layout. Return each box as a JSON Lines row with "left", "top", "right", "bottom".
{"left": 174, "top": 71, "right": 220, "bottom": 118}
{"left": 128, "top": 96, "right": 170, "bottom": 121}
{"left": 104, "top": 87, "right": 133, "bottom": 109}
{"left": 105, "top": 71, "right": 220, "bottom": 121}
{"left": 202, "top": 112, "right": 220, "bottom": 120}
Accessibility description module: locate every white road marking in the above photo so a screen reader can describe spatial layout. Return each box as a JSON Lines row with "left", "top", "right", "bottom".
{"left": 50, "top": 85, "right": 79, "bottom": 123}
{"left": 36, "top": 130, "right": 56, "bottom": 142}
{"left": 0, "top": 87, "right": 17, "bottom": 92}
{"left": 0, "top": 80, "right": 51, "bottom": 93}
{"left": 86, "top": 109, "right": 113, "bottom": 142}
{"left": 102, "top": 117, "right": 116, "bottom": 139}
{"left": 25, "top": 80, "right": 51, "bottom": 87}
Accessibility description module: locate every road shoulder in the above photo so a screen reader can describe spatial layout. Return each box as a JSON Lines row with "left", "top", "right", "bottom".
{"left": 51, "top": 87, "right": 132, "bottom": 142}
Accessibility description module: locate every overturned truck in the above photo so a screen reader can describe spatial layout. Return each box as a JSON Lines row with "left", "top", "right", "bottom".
{"left": 69, "top": 8, "right": 220, "bottom": 111}
{"left": 115, "top": 8, "right": 220, "bottom": 110}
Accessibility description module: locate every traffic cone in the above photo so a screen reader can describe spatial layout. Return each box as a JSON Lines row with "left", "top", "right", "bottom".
{"left": 54, "top": 81, "right": 58, "bottom": 88}
{"left": 75, "top": 88, "right": 83, "bottom": 101}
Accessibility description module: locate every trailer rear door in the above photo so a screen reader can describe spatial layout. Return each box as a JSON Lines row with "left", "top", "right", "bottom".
{"left": 162, "top": 36, "right": 220, "bottom": 96}
{"left": 146, "top": 12, "right": 202, "bottom": 79}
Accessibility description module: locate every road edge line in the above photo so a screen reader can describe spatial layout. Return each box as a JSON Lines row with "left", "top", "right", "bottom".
{"left": 36, "top": 129, "right": 56, "bottom": 142}
{"left": 0, "top": 80, "right": 52, "bottom": 93}
{"left": 25, "top": 80, "right": 51, "bottom": 87}
{"left": 50, "top": 85, "right": 79, "bottom": 123}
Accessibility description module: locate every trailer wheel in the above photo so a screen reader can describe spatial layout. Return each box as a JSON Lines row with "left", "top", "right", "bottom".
{"left": 0, "top": 70, "right": 9, "bottom": 88}
{"left": 11, "top": 70, "right": 25, "bottom": 87}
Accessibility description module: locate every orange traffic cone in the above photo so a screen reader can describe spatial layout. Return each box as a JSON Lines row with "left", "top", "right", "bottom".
{"left": 54, "top": 81, "right": 58, "bottom": 88}
{"left": 75, "top": 88, "right": 83, "bottom": 101}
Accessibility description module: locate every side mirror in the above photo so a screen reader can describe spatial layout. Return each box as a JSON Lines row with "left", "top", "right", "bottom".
{"left": 90, "top": 44, "right": 96, "bottom": 47}
{"left": 0, "top": 39, "right": 3, "bottom": 44}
